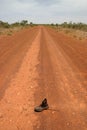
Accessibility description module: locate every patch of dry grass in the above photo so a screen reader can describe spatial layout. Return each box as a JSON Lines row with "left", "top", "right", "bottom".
{"left": 55, "top": 27, "right": 87, "bottom": 41}
{"left": 0, "top": 26, "right": 23, "bottom": 36}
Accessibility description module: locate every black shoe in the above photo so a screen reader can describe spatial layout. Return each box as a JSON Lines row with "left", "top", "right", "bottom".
{"left": 34, "top": 98, "right": 49, "bottom": 112}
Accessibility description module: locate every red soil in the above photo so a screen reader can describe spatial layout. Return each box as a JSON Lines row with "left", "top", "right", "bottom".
{"left": 0, "top": 26, "right": 87, "bottom": 130}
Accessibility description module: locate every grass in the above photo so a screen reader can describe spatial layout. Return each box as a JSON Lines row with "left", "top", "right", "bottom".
{"left": 0, "top": 27, "right": 23, "bottom": 36}
{"left": 51, "top": 26, "right": 87, "bottom": 41}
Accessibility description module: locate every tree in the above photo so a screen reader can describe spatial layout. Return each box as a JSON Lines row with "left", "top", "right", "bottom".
{"left": 0, "top": 21, "right": 10, "bottom": 28}
{"left": 20, "top": 20, "right": 28, "bottom": 26}
{"left": 30, "top": 22, "right": 33, "bottom": 26}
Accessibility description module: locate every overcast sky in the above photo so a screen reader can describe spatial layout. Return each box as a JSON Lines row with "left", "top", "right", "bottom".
{"left": 0, "top": 0, "right": 87, "bottom": 24}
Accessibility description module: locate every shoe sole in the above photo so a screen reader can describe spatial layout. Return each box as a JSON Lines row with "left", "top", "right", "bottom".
{"left": 34, "top": 106, "right": 49, "bottom": 112}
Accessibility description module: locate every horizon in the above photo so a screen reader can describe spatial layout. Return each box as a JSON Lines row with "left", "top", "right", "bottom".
{"left": 0, "top": 20, "right": 87, "bottom": 25}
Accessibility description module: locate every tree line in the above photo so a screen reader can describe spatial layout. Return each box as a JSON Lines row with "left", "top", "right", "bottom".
{"left": 0, "top": 20, "right": 34, "bottom": 28}
{"left": 51, "top": 22, "right": 87, "bottom": 31}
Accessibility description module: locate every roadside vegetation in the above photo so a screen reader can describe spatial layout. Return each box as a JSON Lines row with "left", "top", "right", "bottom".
{"left": 49, "top": 22, "right": 87, "bottom": 32}
{"left": 49, "top": 22, "right": 87, "bottom": 40}
{"left": 60, "top": 22, "right": 87, "bottom": 32}
{"left": 0, "top": 20, "right": 36, "bottom": 35}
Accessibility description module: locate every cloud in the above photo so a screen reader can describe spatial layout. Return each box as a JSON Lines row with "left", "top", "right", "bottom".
{"left": 36, "top": 0, "right": 61, "bottom": 6}
{"left": 0, "top": 0, "right": 87, "bottom": 23}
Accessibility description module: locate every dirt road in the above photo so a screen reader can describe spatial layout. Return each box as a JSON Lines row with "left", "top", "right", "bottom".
{"left": 0, "top": 26, "right": 87, "bottom": 130}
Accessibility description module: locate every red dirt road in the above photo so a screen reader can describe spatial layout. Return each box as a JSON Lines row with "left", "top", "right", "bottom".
{"left": 0, "top": 26, "right": 87, "bottom": 130}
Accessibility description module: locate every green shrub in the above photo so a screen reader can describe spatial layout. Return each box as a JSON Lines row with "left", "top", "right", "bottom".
{"left": 60, "top": 22, "right": 87, "bottom": 31}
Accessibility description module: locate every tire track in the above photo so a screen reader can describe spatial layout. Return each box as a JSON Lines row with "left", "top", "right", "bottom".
{"left": 0, "top": 28, "right": 41, "bottom": 130}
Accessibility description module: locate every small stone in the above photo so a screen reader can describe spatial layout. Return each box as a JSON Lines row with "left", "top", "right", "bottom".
{"left": 52, "top": 111, "right": 55, "bottom": 114}
{"left": 9, "top": 119, "right": 12, "bottom": 122}
{"left": 66, "top": 122, "right": 70, "bottom": 126}
{"left": 17, "top": 92, "right": 20, "bottom": 95}
{"left": 30, "top": 86, "right": 33, "bottom": 88}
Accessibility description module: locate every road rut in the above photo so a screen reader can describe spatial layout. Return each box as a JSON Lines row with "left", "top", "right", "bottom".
{"left": 0, "top": 26, "right": 87, "bottom": 130}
